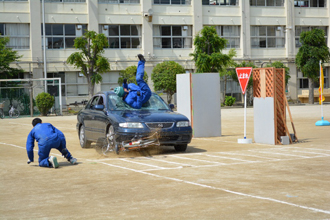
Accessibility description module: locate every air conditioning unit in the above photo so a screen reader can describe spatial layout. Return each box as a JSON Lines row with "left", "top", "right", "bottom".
{"left": 77, "top": 25, "right": 82, "bottom": 30}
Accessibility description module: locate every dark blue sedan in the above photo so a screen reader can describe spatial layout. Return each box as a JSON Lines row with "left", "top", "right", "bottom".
{"left": 76, "top": 91, "right": 192, "bottom": 152}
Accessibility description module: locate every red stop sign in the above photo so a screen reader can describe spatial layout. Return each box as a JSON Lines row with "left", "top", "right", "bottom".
{"left": 236, "top": 67, "right": 253, "bottom": 94}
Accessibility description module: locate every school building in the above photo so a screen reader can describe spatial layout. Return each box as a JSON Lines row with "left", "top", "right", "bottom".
{"left": 0, "top": 0, "right": 329, "bottom": 106}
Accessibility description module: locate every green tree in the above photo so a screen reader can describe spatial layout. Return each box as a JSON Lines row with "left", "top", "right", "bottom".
{"left": 219, "top": 49, "right": 237, "bottom": 103}
{"left": 151, "top": 61, "right": 186, "bottom": 104}
{"left": 0, "top": 36, "right": 23, "bottom": 79}
{"left": 296, "top": 28, "right": 330, "bottom": 104}
{"left": 265, "top": 61, "right": 291, "bottom": 85}
{"left": 67, "top": 30, "right": 110, "bottom": 98}
{"left": 117, "top": 65, "right": 148, "bottom": 85}
{"left": 190, "top": 26, "right": 235, "bottom": 73}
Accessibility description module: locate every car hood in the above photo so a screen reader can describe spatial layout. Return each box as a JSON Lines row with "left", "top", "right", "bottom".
{"left": 110, "top": 110, "right": 189, "bottom": 123}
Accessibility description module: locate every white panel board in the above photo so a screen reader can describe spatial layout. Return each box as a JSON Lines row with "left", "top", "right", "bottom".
{"left": 254, "top": 97, "right": 275, "bottom": 145}
{"left": 176, "top": 74, "right": 192, "bottom": 122}
{"left": 192, "top": 73, "right": 221, "bottom": 137}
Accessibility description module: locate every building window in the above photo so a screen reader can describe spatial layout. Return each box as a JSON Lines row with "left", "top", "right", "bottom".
{"left": 154, "top": 0, "right": 191, "bottom": 4}
{"left": 0, "top": 23, "right": 30, "bottom": 49}
{"left": 250, "top": 0, "right": 284, "bottom": 6}
{"left": 65, "top": 72, "right": 89, "bottom": 96}
{"left": 98, "top": 0, "right": 140, "bottom": 3}
{"left": 251, "top": 26, "right": 285, "bottom": 48}
{"left": 44, "top": 0, "right": 86, "bottom": 2}
{"left": 100, "top": 72, "right": 120, "bottom": 91}
{"left": 47, "top": 72, "right": 66, "bottom": 96}
{"left": 213, "top": 26, "right": 240, "bottom": 48}
{"left": 202, "top": 0, "right": 238, "bottom": 5}
{"left": 220, "top": 78, "right": 242, "bottom": 102}
{"left": 42, "top": 24, "right": 87, "bottom": 49}
{"left": 153, "top": 25, "right": 192, "bottom": 49}
{"left": 100, "top": 25, "right": 142, "bottom": 49}
{"left": 294, "top": 0, "right": 325, "bottom": 7}
{"left": 298, "top": 68, "right": 329, "bottom": 89}
{"left": 295, "top": 26, "right": 327, "bottom": 47}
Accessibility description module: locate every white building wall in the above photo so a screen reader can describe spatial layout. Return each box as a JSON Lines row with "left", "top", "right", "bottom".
{"left": 1, "top": 0, "right": 330, "bottom": 103}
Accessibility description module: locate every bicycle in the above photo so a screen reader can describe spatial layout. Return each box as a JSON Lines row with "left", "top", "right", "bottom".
{"left": 48, "top": 105, "right": 58, "bottom": 116}
{"left": 102, "top": 131, "right": 160, "bottom": 155}
{"left": 48, "top": 95, "right": 59, "bottom": 116}
{"left": 9, "top": 105, "right": 20, "bottom": 118}
{"left": 0, "top": 101, "right": 4, "bottom": 119}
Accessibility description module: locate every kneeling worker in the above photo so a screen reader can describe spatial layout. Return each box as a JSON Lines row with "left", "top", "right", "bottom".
{"left": 114, "top": 54, "right": 151, "bottom": 109}
{"left": 26, "top": 118, "right": 77, "bottom": 169}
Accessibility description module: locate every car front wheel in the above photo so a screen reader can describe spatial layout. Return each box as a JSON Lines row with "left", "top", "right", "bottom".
{"left": 107, "top": 125, "right": 119, "bottom": 154}
{"left": 80, "top": 125, "right": 91, "bottom": 148}
{"left": 174, "top": 144, "right": 187, "bottom": 152}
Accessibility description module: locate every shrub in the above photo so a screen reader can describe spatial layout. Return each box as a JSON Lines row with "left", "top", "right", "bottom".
{"left": 151, "top": 61, "right": 185, "bottom": 104}
{"left": 36, "top": 92, "right": 54, "bottom": 116}
{"left": 225, "top": 96, "right": 236, "bottom": 106}
{"left": 118, "top": 65, "right": 148, "bottom": 85}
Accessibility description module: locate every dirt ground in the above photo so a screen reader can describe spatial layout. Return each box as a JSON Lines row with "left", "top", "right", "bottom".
{"left": 1, "top": 104, "right": 330, "bottom": 219}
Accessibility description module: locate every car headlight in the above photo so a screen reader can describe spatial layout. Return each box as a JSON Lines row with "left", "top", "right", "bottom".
{"left": 119, "top": 122, "right": 144, "bottom": 128}
{"left": 176, "top": 121, "right": 190, "bottom": 127}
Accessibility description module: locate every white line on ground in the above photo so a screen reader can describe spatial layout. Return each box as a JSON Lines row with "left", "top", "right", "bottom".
{"left": 215, "top": 152, "right": 280, "bottom": 160}
{"left": 151, "top": 158, "right": 197, "bottom": 167}
{"left": 0, "top": 142, "right": 75, "bottom": 160}
{"left": 120, "top": 158, "right": 167, "bottom": 169}
{"left": 203, "top": 154, "right": 255, "bottom": 162}
{"left": 140, "top": 167, "right": 185, "bottom": 172}
{"left": 2, "top": 141, "right": 330, "bottom": 214}
{"left": 286, "top": 146, "right": 330, "bottom": 152}
{"left": 277, "top": 149, "right": 330, "bottom": 156}
{"left": 170, "top": 154, "right": 227, "bottom": 165}
{"left": 96, "top": 160, "right": 330, "bottom": 215}
{"left": 196, "top": 138, "right": 276, "bottom": 147}
{"left": 248, "top": 150, "right": 311, "bottom": 158}
{"left": 8, "top": 122, "right": 76, "bottom": 130}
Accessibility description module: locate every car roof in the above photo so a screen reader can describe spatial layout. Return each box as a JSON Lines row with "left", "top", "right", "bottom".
{"left": 96, "top": 91, "right": 115, "bottom": 96}
{"left": 96, "top": 91, "right": 157, "bottom": 96}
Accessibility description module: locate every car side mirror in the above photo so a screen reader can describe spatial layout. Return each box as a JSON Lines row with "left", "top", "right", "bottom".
{"left": 169, "top": 104, "right": 175, "bottom": 110}
{"left": 94, "top": 104, "right": 104, "bottom": 111}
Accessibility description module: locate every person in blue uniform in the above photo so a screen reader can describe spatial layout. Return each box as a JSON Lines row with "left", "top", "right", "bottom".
{"left": 114, "top": 54, "right": 151, "bottom": 109}
{"left": 26, "top": 118, "right": 77, "bottom": 169}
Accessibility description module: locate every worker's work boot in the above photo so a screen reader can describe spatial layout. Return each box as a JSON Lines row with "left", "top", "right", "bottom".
{"left": 48, "top": 156, "right": 59, "bottom": 169}
{"left": 69, "top": 157, "right": 77, "bottom": 165}
{"left": 137, "top": 54, "right": 145, "bottom": 62}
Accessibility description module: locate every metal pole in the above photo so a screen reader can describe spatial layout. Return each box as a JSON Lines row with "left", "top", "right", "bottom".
{"left": 29, "top": 88, "right": 33, "bottom": 117}
{"left": 59, "top": 78, "right": 62, "bottom": 116}
{"left": 244, "top": 93, "right": 247, "bottom": 139}
{"left": 320, "top": 60, "right": 324, "bottom": 120}
{"left": 42, "top": 0, "right": 47, "bottom": 92}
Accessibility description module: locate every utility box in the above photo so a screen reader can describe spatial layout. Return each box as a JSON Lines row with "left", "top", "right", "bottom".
{"left": 176, "top": 73, "right": 221, "bottom": 138}
{"left": 253, "top": 68, "right": 287, "bottom": 145}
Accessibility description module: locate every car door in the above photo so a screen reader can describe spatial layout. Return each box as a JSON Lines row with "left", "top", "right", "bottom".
{"left": 93, "top": 95, "right": 109, "bottom": 142}
{"left": 84, "top": 96, "right": 100, "bottom": 141}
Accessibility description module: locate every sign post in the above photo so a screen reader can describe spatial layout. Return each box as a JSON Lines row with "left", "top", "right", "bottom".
{"left": 315, "top": 61, "right": 330, "bottom": 126}
{"left": 236, "top": 67, "right": 253, "bottom": 144}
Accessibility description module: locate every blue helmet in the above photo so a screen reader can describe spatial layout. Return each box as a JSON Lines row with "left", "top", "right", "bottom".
{"left": 114, "top": 86, "right": 125, "bottom": 97}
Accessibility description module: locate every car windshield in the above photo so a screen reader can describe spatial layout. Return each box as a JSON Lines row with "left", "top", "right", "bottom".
{"left": 108, "top": 93, "right": 170, "bottom": 111}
